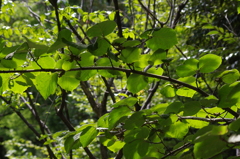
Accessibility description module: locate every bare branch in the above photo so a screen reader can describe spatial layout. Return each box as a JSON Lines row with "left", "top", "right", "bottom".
{"left": 178, "top": 116, "right": 234, "bottom": 123}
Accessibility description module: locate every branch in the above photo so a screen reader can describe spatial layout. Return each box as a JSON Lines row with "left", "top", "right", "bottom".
{"left": 138, "top": 0, "right": 164, "bottom": 27}
{"left": 102, "top": 77, "right": 116, "bottom": 104}
{"left": 56, "top": 88, "right": 75, "bottom": 131}
{"left": 162, "top": 142, "right": 192, "bottom": 159}
{"left": 172, "top": 0, "right": 189, "bottom": 29}
{"left": 178, "top": 116, "right": 234, "bottom": 123}
{"left": 113, "top": 0, "right": 123, "bottom": 37}
{"left": 141, "top": 81, "right": 160, "bottom": 110}
{"left": 0, "top": 66, "right": 238, "bottom": 118}
{"left": 80, "top": 81, "right": 100, "bottom": 116}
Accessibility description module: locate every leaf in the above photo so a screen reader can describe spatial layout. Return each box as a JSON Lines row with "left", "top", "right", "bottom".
{"left": 218, "top": 69, "right": 239, "bottom": 84}
{"left": 166, "top": 121, "right": 189, "bottom": 139}
{"left": 160, "top": 85, "right": 176, "bottom": 97}
{"left": 87, "top": 20, "right": 117, "bottom": 37}
{"left": 62, "top": 60, "right": 75, "bottom": 71}
{"left": 176, "top": 87, "right": 196, "bottom": 98}
{"left": 146, "top": 28, "right": 177, "bottom": 51}
{"left": 194, "top": 134, "right": 227, "bottom": 159}
{"left": 80, "top": 126, "right": 98, "bottom": 147}
{"left": 148, "top": 49, "right": 166, "bottom": 65}
{"left": 218, "top": 81, "right": 240, "bottom": 108}
{"left": 176, "top": 59, "right": 199, "bottom": 77}
{"left": 229, "top": 118, "right": 240, "bottom": 131}
{"left": 123, "top": 140, "right": 143, "bottom": 159}
{"left": 111, "top": 97, "right": 138, "bottom": 108}
{"left": 58, "top": 71, "right": 80, "bottom": 91}
{"left": 48, "top": 29, "right": 72, "bottom": 53}
{"left": 122, "top": 40, "right": 141, "bottom": 47}
{"left": 64, "top": 133, "right": 81, "bottom": 153}
{"left": 124, "top": 112, "right": 145, "bottom": 130}
{"left": 127, "top": 74, "right": 148, "bottom": 94}
{"left": 34, "top": 73, "right": 58, "bottom": 99}
{"left": 62, "top": 38, "right": 88, "bottom": 53}
{"left": 120, "top": 48, "right": 140, "bottom": 63}
{"left": 165, "top": 102, "right": 184, "bottom": 114}
{"left": 88, "top": 38, "right": 110, "bottom": 56}
{"left": 108, "top": 106, "right": 131, "bottom": 130}
{"left": 100, "top": 135, "right": 125, "bottom": 152}
{"left": 36, "top": 56, "right": 56, "bottom": 69}
{"left": 183, "top": 101, "right": 201, "bottom": 116}
{"left": 79, "top": 52, "right": 95, "bottom": 67}
{"left": 199, "top": 54, "right": 222, "bottom": 73}
{"left": 23, "top": 35, "right": 49, "bottom": 51}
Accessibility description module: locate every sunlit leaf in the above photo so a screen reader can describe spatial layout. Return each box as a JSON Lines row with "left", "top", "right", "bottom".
{"left": 199, "top": 54, "right": 222, "bottom": 73}
{"left": 34, "top": 73, "right": 58, "bottom": 99}
{"left": 146, "top": 28, "right": 177, "bottom": 51}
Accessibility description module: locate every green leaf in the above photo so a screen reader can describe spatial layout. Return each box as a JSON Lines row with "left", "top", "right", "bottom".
{"left": 87, "top": 20, "right": 117, "bottom": 37}
{"left": 160, "top": 85, "right": 176, "bottom": 97}
{"left": 207, "top": 30, "right": 219, "bottom": 35}
{"left": 80, "top": 126, "right": 98, "bottom": 147}
{"left": 165, "top": 102, "right": 184, "bottom": 114}
{"left": 127, "top": 74, "right": 148, "bottom": 94}
{"left": 88, "top": 38, "right": 110, "bottom": 56}
{"left": 229, "top": 118, "right": 240, "bottom": 131}
{"left": 176, "top": 87, "right": 196, "bottom": 98}
{"left": 36, "top": 56, "right": 56, "bottom": 69}
{"left": 123, "top": 140, "right": 143, "bottom": 159}
{"left": 64, "top": 133, "right": 81, "bottom": 153}
{"left": 137, "top": 140, "right": 150, "bottom": 157}
{"left": 62, "top": 60, "right": 75, "bottom": 71}
{"left": 79, "top": 52, "right": 95, "bottom": 67}
{"left": 34, "top": 73, "right": 58, "bottom": 99}
{"left": 62, "top": 38, "right": 88, "bottom": 53}
{"left": 78, "top": 70, "right": 97, "bottom": 81}
{"left": 183, "top": 101, "right": 201, "bottom": 116}
{"left": 150, "top": 103, "right": 169, "bottom": 114}
{"left": 146, "top": 28, "right": 177, "bottom": 51}
{"left": 176, "top": 59, "right": 199, "bottom": 77}
{"left": 1, "top": 59, "right": 17, "bottom": 68}
{"left": 23, "top": 36, "right": 49, "bottom": 51}
{"left": 194, "top": 135, "right": 227, "bottom": 159}
{"left": 124, "top": 112, "right": 145, "bottom": 130}
{"left": 111, "top": 97, "right": 138, "bottom": 108}
{"left": 100, "top": 135, "right": 125, "bottom": 152}
{"left": 218, "top": 69, "right": 239, "bottom": 84}
{"left": 120, "top": 48, "right": 140, "bottom": 63}
{"left": 48, "top": 29, "right": 72, "bottom": 53}
{"left": 122, "top": 40, "right": 141, "bottom": 47}
{"left": 166, "top": 121, "right": 189, "bottom": 139}
{"left": 199, "top": 54, "right": 222, "bottom": 73}
{"left": 218, "top": 81, "right": 240, "bottom": 108}
{"left": 58, "top": 71, "right": 80, "bottom": 91}
{"left": 148, "top": 49, "right": 166, "bottom": 65}
{"left": 108, "top": 106, "right": 131, "bottom": 130}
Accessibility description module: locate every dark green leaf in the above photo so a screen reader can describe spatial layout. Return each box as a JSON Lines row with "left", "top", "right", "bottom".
{"left": 176, "top": 59, "right": 199, "bottom": 77}
{"left": 108, "top": 106, "right": 131, "bottom": 130}
{"left": 88, "top": 38, "right": 110, "bottom": 56}
{"left": 111, "top": 97, "right": 138, "bottom": 108}
{"left": 87, "top": 20, "right": 117, "bottom": 37}
{"left": 165, "top": 102, "right": 184, "bottom": 114}
{"left": 48, "top": 29, "right": 72, "bottom": 53}
{"left": 120, "top": 48, "right": 140, "bottom": 63}
{"left": 127, "top": 74, "right": 148, "bottom": 94}
{"left": 124, "top": 112, "right": 145, "bottom": 130}
{"left": 80, "top": 126, "right": 98, "bottom": 147}
{"left": 183, "top": 101, "right": 201, "bottom": 116}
